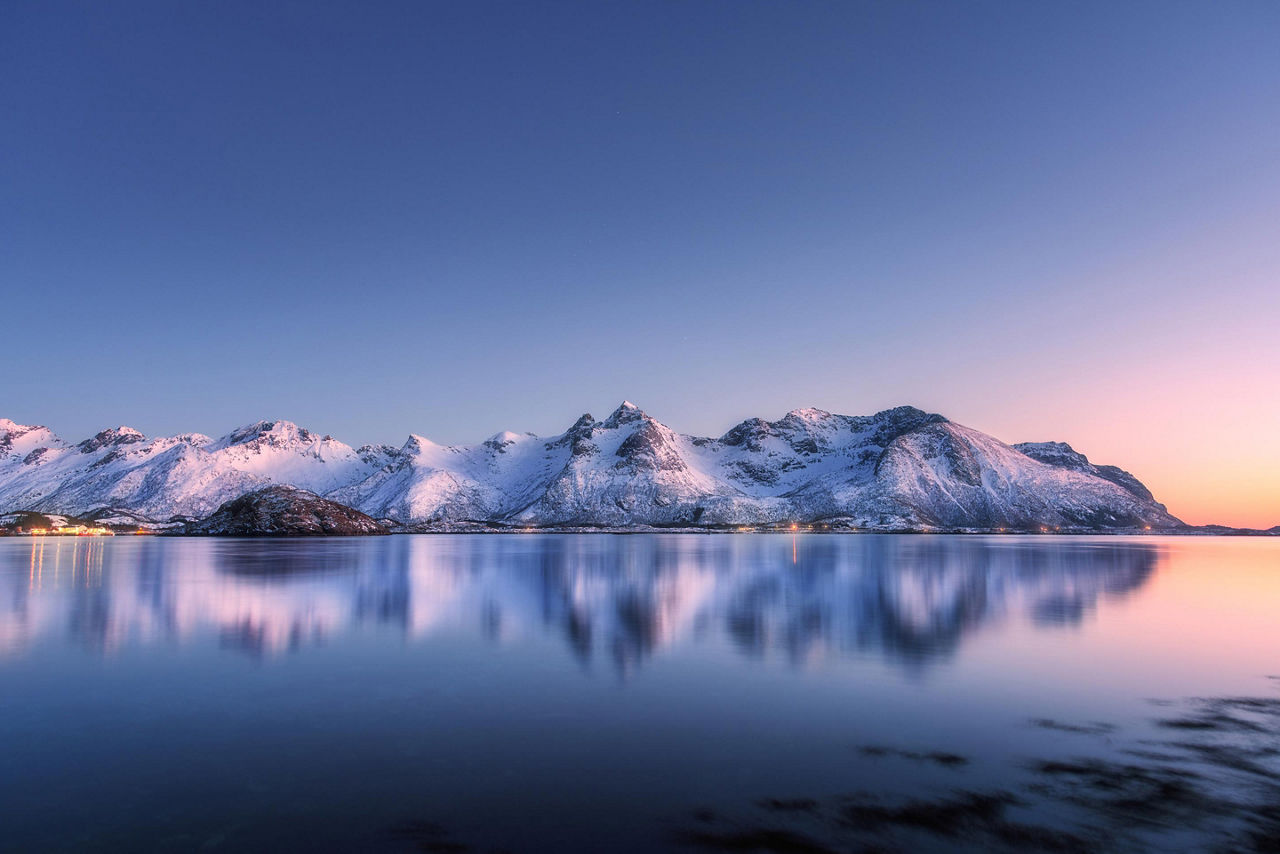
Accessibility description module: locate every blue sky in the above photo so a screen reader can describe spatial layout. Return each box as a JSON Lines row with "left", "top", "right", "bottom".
{"left": 3, "top": 1, "right": 1279, "bottom": 523}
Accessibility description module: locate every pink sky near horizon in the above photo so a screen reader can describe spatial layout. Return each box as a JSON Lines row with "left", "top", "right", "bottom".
{"left": 967, "top": 274, "right": 1278, "bottom": 529}
{"left": 979, "top": 401, "right": 1279, "bottom": 531}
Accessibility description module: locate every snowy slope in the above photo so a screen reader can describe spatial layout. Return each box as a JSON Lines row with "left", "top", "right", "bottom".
{"left": 1013, "top": 441, "right": 1157, "bottom": 503}
{"left": 329, "top": 429, "right": 568, "bottom": 524}
{"left": 206, "top": 421, "right": 390, "bottom": 495}
{"left": 0, "top": 405, "right": 1181, "bottom": 530}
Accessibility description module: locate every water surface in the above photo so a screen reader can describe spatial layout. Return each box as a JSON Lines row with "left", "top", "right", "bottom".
{"left": 1, "top": 534, "right": 1276, "bottom": 852}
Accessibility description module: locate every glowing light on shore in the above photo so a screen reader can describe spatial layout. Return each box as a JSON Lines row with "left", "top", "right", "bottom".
{"left": 26, "top": 525, "right": 114, "bottom": 537}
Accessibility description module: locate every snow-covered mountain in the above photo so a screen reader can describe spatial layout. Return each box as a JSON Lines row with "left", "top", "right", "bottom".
{"left": 0, "top": 417, "right": 391, "bottom": 520}
{"left": 0, "top": 405, "right": 1180, "bottom": 530}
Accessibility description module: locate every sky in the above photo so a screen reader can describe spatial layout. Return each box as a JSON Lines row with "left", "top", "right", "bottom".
{"left": 2, "top": 0, "right": 1278, "bottom": 527}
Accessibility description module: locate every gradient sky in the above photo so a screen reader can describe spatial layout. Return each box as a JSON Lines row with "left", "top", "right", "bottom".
{"left": 3, "top": 1, "right": 1278, "bottom": 527}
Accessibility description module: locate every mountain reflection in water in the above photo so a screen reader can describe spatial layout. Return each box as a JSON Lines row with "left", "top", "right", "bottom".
{"left": 2, "top": 534, "right": 1157, "bottom": 673}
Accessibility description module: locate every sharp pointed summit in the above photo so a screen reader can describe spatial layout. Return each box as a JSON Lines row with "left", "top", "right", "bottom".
{"left": 603, "top": 400, "right": 646, "bottom": 427}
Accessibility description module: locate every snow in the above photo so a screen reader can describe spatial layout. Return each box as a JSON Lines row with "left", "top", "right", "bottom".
{"left": 0, "top": 407, "right": 1179, "bottom": 530}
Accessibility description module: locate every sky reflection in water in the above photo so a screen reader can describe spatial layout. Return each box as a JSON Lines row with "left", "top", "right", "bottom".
{"left": 0, "top": 535, "right": 1275, "bottom": 852}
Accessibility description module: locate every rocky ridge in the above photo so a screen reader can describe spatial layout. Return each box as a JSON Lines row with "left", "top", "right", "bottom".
{"left": 0, "top": 404, "right": 1183, "bottom": 532}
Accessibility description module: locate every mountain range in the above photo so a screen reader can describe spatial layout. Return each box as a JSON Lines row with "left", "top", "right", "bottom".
{"left": 0, "top": 403, "right": 1180, "bottom": 531}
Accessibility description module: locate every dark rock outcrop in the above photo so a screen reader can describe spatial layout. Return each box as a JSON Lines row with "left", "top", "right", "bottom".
{"left": 1014, "top": 441, "right": 1157, "bottom": 503}
{"left": 77, "top": 427, "right": 145, "bottom": 454}
{"left": 185, "top": 486, "right": 388, "bottom": 536}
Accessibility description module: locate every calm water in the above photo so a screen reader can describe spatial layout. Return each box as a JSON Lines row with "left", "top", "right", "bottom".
{"left": 1, "top": 534, "right": 1276, "bottom": 852}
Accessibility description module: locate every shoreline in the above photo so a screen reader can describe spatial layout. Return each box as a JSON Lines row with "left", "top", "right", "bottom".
{"left": 4, "top": 527, "right": 1276, "bottom": 538}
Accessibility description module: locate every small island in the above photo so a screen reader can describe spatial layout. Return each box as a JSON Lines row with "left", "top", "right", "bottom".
{"left": 184, "top": 486, "right": 389, "bottom": 537}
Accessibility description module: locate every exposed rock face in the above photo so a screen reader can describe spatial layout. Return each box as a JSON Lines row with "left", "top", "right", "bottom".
{"left": 0, "top": 420, "right": 60, "bottom": 455}
{"left": 77, "top": 427, "right": 146, "bottom": 454}
{"left": 1013, "top": 441, "right": 1156, "bottom": 503}
{"left": 185, "top": 486, "right": 388, "bottom": 536}
{"left": 1, "top": 405, "right": 1183, "bottom": 531}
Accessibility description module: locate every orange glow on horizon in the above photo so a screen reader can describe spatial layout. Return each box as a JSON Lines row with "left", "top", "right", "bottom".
{"left": 945, "top": 374, "right": 1280, "bottom": 529}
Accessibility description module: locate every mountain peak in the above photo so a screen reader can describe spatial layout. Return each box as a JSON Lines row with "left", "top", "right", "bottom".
{"left": 604, "top": 400, "right": 647, "bottom": 426}
{"left": 218, "top": 419, "right": 314, "bottom": 449}
{"left": 246, "top": 419, "right": 299, "bottom": 435}
{"left": 402, "top": 434, "right": 440, "bottom": 453}
{"left": 872, "top": 405, "right": 943, "bottom": 421}
{"left": 0, "top": 420, "right": 61, "bottom": 456}
{"left": 77, "top": 426, "right": 145, "bottom": 454}
{"left": 784, "top": 407, "right": 832, "bottom": 421}
{"left": 0, "top": 419, "right": 47, "bottom": 438}
{"left": 484, "top": 430, "right": 525, "bottom": 452}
